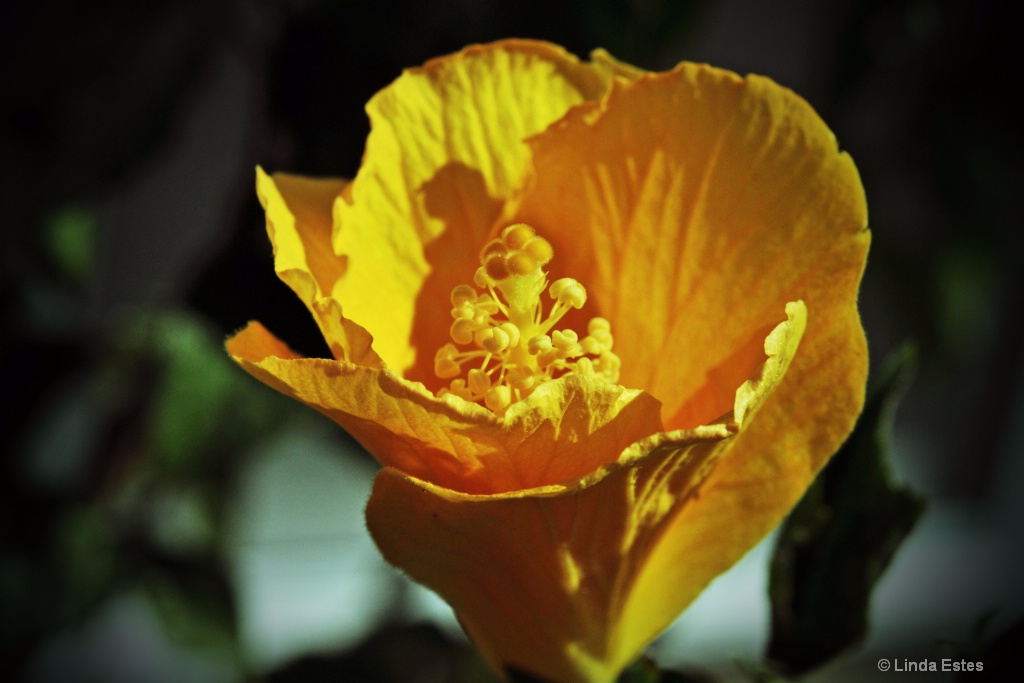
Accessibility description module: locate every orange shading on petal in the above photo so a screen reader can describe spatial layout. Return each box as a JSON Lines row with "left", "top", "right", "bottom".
{"left": 228, "top": 322, "right": 666, "bottom": 495}
{"left": 511, "top": 65, "right": 869, "bottom": 658}
{"left": 366, "top": 302, "right": 808, "bottom": 682}
{"left": 613, "top": 300, "right": 817, "bottom": 658}
{"left": 366, "top": 424, "right": 733, "bottom": 683}
{"left": 516, "top": 62, "right": 868, "bottom": 430}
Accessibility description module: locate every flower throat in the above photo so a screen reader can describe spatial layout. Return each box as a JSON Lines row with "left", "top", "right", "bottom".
{"left": 435, "top": 223, "right": 620, "bottom": 415}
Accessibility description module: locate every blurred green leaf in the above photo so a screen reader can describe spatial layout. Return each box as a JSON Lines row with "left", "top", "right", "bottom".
{"left": 46, "top": 206, "right": 96, "bottom": 283}
{"left": 657, "top": 669, "right": 721, "bottom": 683}
{"left": 119, "top": 310, "right": 294, "bottom": 475}
{"left": 618, "top": 657, "right": 727, "bottom": 683}
{"left": 766, "top": 343, "right": 925, "bottom": 674}
{"left": 148, "top": 486, "right": 217, "bottom": 555}
{"left": 733, "top": 660, "right": 790, "bottom": 683}
{"left": 144, "top": 569, "right": 238, "bottom": 661}
{"left": 617, "top": 658, "right": 661, "bottom": 683}
{"left": 148, "top": 313, "right": 244, "bottom": 469}
{"left": 56, "top": 507, "right": 116, "bottom": 620}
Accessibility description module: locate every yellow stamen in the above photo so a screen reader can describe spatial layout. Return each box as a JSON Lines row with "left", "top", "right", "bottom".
{"left": 435, "top": 223, "right": 621, "bottom": 415}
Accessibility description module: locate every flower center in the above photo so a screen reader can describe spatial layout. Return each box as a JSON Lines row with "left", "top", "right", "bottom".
{"left": 434, "top": 223, "right": 621, "bottom": 415}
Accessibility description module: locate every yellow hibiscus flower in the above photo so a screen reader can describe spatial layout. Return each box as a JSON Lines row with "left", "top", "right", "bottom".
{"left": 227, "top": 39, "right": 869, "bottom": 683}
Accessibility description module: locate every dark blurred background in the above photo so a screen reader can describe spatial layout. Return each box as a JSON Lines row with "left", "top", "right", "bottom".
{"left": 2, "top": 1, "right": 1022, "bottom": 681}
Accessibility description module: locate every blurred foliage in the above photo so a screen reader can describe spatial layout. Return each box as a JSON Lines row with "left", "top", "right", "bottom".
{"left": 121, "top": 312, "right": 281, "bottom": 475}
{"left": 0, "top": 181, "right": 308, "bottom": 680}
{"left": 829, "top": 0, "right": 1023, "bottom": 498}
{"left": 766, "top": 345, "right": 925, "bottom": 675}
{"left": 266, "top": 624, "right": 495, "bottom": 683}
{"left": 1, "top": 304, "right": 302, "bottom": 680}
{"left": 45, "top": 207, "right": 95, "bottom": 285}
{"left": 610, "top": 658, "right": 720, "bottom": 683}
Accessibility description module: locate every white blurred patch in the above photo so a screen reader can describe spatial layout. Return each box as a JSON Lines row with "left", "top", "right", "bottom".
{"left": 404, "top": 581, "right": 464, "bottom": 639}
{"left": 653, "top": 533, "right": 775, "bottom": 674}
{"left": 227, "top": 420, "right": 398, "bottom": 671}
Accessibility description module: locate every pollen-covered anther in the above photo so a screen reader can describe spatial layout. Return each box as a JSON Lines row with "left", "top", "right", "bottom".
{"left": 447, "top": 378, "right": 471, "bottom": 401}
{"left": 480, "top": 238, "right": 508, "bottom": 262}
{"left": 588, "top": 317, "right": 612, "bottom": 341}
{"left": 473, "top": 267, "right": 491, "bottom": 289}
{"left": 551, "top": 329, "right": 578, "bottom": 351}
{"left": 506, "top": 251, "right": 537, "bottom": 276}
{"left": 450, "top": 284, "right": 477, "bottom": 307}
{"left": 582, "top": 317, "right": 614, "bottom": 354}
{"left": 498, "top": 322, "right": 521, "bottom": 348}
{"left": 434, "top": 343, "right": 462, "bottom": 379}
{"left": 475, "top": 326, "right": 510, "bottom": 353}
{"left": 467, "top": 368, "right": 491, "bottom": 395}
{"left": 596, "top": 352, "right": 622, "bottom": 381}
{"left": 550, "top": 278, "right": 587, "bottom": 308}
{"left": 484, "top": 385, "right": 511, "bottom": 412}
{"left": 575, "top": 357, "right": 595, "bottom": 375}
{"left": 501, "top": 223, "right": 535, "bottom": 250}
{"left": 485, "top": 254, "right": 511, "bottom": 281}
{"left": 522, "top": 236, "right": 553, "bottom": 265}
{"left": 477, "top": 224, "right": 554, "bottom": 282}
{"left": 528, "top": 334, "right": 553, "bottom": 355}
{"left": 434, "top": 222, "right": 622, "bottom": 416}
{"left": 450, "top": 318, "right": 479, "bottom": 345}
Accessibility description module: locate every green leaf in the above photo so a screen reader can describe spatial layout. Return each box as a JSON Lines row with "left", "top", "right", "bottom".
{"left": 766, "top": 343, "right": 926, "bottom": 674}
{"left": 617, "top": 657, "right": 662, "bottom": 683}
{"left": 46, "top": 206, "right": 95, "bottom": 283}
{"left": 118, "top": 310, "right": 295, "bottom": 475}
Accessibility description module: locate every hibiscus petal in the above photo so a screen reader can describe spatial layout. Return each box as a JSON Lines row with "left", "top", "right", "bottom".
{"left": 227, "top": 321, "right": 665, "bottom": 495}
{"left": 332, "top": 40, "right": 615, "bottom": 382}
{"left": 614, "top": 299, "right": 816, "bottom": 658}
{"left": 517, "top": 62, "right": 869, "bottom": 430}
{"left": 235, "top": 40, "right": 869, "bottom": 683}
{"left": 365, "top": 425, "right": 734, "bottom": 683}
{"left": 589, "top": 47, "right": 647, "bottom": 82}
{"left": 364, "top": 302, "right": 806, "bottom": 682}
{"left": 512, "top": 66, "right": 868, "bottom": 650}
{"left": 256, "top": 167, "right": 380, "bottom": 367}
